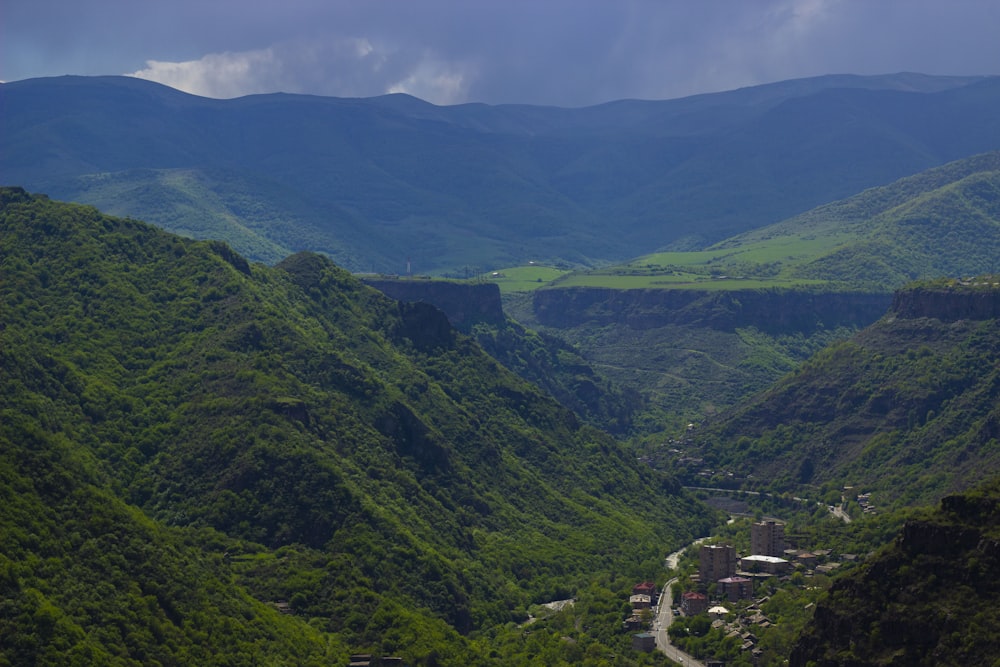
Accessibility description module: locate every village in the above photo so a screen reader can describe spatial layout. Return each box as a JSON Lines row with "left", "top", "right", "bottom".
{"left": 623, "top": 518, "right": 860, "bottom": 663}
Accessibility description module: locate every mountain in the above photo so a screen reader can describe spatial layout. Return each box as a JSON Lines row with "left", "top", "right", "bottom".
{"left": 790, "top": 475, "right": 1000, "bottom": 667}
{"left": 359, "top": 277, "right": 640, "bottom": 434}
{"left": 501, "top": 151, "right": 1000, "bottom": 426}
{"left": 3, "top": 73, "right": 1000, "bottom": 273}
{"left": 532, "top": 150, "right": 1000, "bottom": 292}
{"left": 0, "top": 187, "right": 715, "bottom": 664}
{"left": 721, "top": 150, "right": 1000, "bottom": 288}
{"left": 687, "top": 278, "right": 1000, "bottom": 508}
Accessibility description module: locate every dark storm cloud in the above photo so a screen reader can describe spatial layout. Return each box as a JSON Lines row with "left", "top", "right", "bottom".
{"left": 3, "top": 1, "right": 998, "bottom": 105}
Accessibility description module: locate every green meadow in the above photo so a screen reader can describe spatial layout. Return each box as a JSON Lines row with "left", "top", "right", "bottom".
{"left": 485, "top": 264, "right": 572, "bottom": 293}
{"left": 541, "top": 232, "right": 855, "bottom": 291}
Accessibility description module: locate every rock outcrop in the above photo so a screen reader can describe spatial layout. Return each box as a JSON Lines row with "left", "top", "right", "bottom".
{"left": 363, "top": 278, "right": 505, "bottom": 329}
{"left": 532, "top": 287, "right": 892, "bottom": 333}
{"left": 790, "top": 478, "right": 1000, "bottom": 667}
{"left": 891, "top": 282, "right": 1000, "bottom": 321}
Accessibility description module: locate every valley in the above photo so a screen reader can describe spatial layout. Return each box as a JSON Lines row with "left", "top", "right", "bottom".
{"left": 3, "top": 69, "right": 1000, "bottom": 666}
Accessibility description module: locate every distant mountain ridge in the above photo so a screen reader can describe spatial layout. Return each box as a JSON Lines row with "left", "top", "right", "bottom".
{"left": 3, "top": 73, "right": 999, "bottom": 272}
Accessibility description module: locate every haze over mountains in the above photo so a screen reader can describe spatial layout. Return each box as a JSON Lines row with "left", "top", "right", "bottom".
{"left": 3, "top": 72, "right": 1000, "bottom": 273}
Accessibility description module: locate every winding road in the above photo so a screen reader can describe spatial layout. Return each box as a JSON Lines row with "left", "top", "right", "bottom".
{"left": 651, "top": 542, "right": 706, "bottom": 666}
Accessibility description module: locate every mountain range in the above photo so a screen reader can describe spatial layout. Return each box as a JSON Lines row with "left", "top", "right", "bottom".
{"left": 5, "top": 70, "right": 1000, "bottom": 665}
{"left": 3, "top": 73, "right": 1000, "bottom": 273}
{"left": 495, "top": 150, "right": 1000, "bottom": 425}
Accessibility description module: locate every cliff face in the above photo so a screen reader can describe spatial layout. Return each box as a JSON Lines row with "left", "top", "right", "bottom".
{"left": 892, "top": 284, "right": 1000, "bottom": 321}
{"left": 790, "top": 479, "right": 1000, "bottom": 667}
{"left": 363, "top": 279, "right": 505, "bottom": 329}
{"left": 532, "top": 287, "right": 892, "bottom": 333}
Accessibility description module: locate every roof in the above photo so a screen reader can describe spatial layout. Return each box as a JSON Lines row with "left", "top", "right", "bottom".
{"left": 682, "top": 591, "right": 707, "bottom": 600}
{"left": 718, "top": 576, "right": 752, "bottom": 584}
{"left": 741, "top": 555, "right": 789, "bottom": 564}
{"left": 708, "top": 606, "right": 729, "bottom": 614}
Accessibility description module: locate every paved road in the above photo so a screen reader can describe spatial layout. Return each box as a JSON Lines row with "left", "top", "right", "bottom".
{"left": 653, "top": 541, "right": 706, "bottom": 666}
{"left": 653, "top": 578, "right": 704, "bottom": 667}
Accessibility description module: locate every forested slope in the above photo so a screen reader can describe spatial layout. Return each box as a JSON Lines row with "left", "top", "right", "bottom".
{"left": 690, "top": 279, "right": 1000, "bottom": 507}
{"left": 0, "top": 187, "right": 714, "bottom": 664}
{"left": 790, "top": 475, "right": 1000, "bottom": 667}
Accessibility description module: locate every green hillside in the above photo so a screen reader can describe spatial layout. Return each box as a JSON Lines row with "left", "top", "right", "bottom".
{"left": 550, "top": 151, "right": 1000, "bottom": 292}
{"left": 790, "top": 475, "right": 1000, "bottom": 667}
{"left": 686, "top": 278, "right": 1000, "bottom": 508}
{"left": 505, "top": 152, "right": 1000, "bottom": 429}
{"left": 0, "top": 188, "right": 715, "bottom": 664}
{"left": 4, "top": 74, "right": 1000, "bottom": 273}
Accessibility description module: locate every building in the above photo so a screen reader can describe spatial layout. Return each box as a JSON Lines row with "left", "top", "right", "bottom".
{"left": 630, "top": 594, "right": 652, "bottom": 610}
{"left": 751, "top": 519, "right": 786, "bottom": 557}
{"left": 797, "top": 552, "right": 818, "bottom": 568}
{"left": 632, "top": 581, "right": 658, "bottom": 600}
{"left": 739, "top": 554, "right": 791, "bottom": 575}
{"left": 681, "top": 591, "right": 708, "bottom": 615}
{"left": 708, "top": 605, "right": 729, "bottom": 619}
{"left": 718, "top": 576, "right": 754, "bottom": 602}
{"left": 632, "top": 632, "right": 656, "bottom": 652}
{"left": 623, "top": 613, "right": 644, "bottom": 631}
{"left": 700, "top": 544, "right": 737, "bottom": 583}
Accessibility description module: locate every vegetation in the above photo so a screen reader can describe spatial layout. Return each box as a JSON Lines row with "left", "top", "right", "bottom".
{"left": 506, "top": 295, "right": 868, "bottom": 433}
{"left": 5, "top": 74, "right": 1000, "bottom": 273}
{"left": 0, "top": 188, "right": 717, "bottom": 664}
{"left": 540, "top": 150, "right": 1000, "bottom": 292}
{"left": 469, "top": 320, "right": 640, "bottom": 435}
{"left": 791, "top": 475, "right": 1000, "bottom": 666}
{"left": 482, "top": 265, "right": 572, "bottom": 294}
{"left": 682, "top": 279, "right": 1000, "bottom": 509}
{"left": 504, "top": 151, "right": 1000, "bottom": 438}
{"left": 6, "top": 72, "right": 1000, "bottom": 665}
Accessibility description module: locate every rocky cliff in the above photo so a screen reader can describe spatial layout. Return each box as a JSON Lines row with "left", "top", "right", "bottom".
{"left": 891, "top": 281, "right": 1000, "bottom": 321}
{"left": 362, "top": 278, "right": 505, "bottom": 329}
{"left": 532, "top": 287, "right": 892, "bottom": 333}
{"left": 790, "top": 478, "right": 1000, "bottom": 667}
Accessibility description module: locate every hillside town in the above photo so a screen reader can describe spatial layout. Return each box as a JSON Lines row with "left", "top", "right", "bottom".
{"left": 625, "top": 519, "right": 856, "bottom": 662}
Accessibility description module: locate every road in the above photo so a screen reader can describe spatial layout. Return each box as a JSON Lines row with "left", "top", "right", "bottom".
{"left": 652, "top": 543, "right": 706, "bottom": 666}
{"left": 684, "top": 485, "right": 852, "bottom": 523}
{"left": 830, "top": 504, "right": 852, "bottom": 523}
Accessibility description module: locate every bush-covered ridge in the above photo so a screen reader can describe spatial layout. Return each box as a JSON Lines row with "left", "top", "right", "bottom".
{"left": 790, "top": 475, "right": 1000, "bottom": 667}
{"left": 544, "top": 150, "right": 1000, "bottom": 292}
{"left": 687, "top": 278, "right": 1000, "bottom": 508}
{"left": 0, "top": 187, "right": 715, "bottom": 664}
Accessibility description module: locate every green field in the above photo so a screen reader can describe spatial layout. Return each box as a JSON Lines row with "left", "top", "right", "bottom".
{"left": 543, "top": 233, "right": 854, "bottom": 290}
{"left": 485, "top": 264, "right": 572, "bottom": 293}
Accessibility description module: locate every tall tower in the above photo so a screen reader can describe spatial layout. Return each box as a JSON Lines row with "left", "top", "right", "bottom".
{"left": 751, "top": 519, "right": 786, "bottom": 557}
{"left": 699, "top": 544, "right": 737, "bottom": 583}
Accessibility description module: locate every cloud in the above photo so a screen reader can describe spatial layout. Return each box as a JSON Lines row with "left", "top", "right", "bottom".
{"left": 129, "top": 49, "right": 280, "bottom": 99}
{"left": 7, "top": 0, "right": 1000, "bottom": 106}
{"left": 126, "top": 35, "right": 476, "bottom": 104}
{"left": 386, "top": 58, "right": 475, "bottom": 106}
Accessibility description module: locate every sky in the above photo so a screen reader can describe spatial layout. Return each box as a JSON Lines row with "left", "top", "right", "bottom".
{"left": 3, "top": 0, "right": 999, "bottom": 107}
